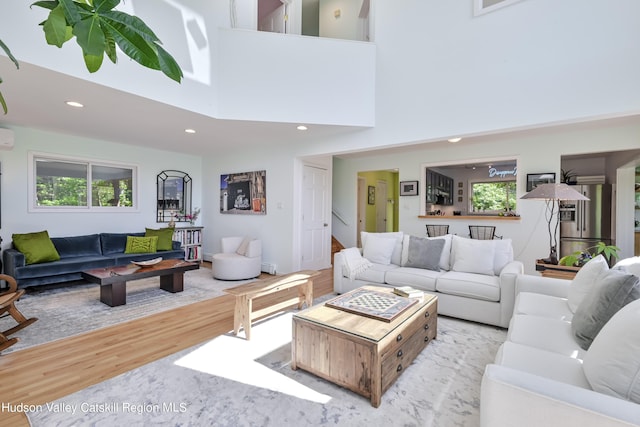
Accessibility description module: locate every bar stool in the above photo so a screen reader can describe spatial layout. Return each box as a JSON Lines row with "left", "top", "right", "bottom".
{"left": 469, "top": 225, "right": 502, "bottom": 240}
{"left": 426, "top": 224, "right": 449, "bottom": 237}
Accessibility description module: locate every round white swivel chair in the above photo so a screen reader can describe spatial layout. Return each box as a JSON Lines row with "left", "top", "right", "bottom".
{"left": 212, "top": 236, "right": 262, "bottom": 280}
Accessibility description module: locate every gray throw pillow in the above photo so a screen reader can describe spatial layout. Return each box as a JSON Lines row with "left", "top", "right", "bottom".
{"left": 571, "top": 269, "right": 640, "bottom": 350}
{"left": 405, "top": 236, "right": 445, "bottom": 271}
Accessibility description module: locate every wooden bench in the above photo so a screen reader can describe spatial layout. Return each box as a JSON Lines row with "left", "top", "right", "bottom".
{"left": 224, "top": 270, "right": 320, "bottom": 340}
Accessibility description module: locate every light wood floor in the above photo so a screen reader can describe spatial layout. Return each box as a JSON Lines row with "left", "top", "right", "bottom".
{"left": 0, "top": 265, "right": 334, "bottom": 426}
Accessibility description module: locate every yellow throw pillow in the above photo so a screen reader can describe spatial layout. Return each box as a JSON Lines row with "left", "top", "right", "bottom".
{"left": 124, "top": 236, "right": 158, "bottom": 254}
{"left": 145, "top": 227, "right": 174, "bottom": 251}
{"left": 12, "top": 230, "right": 61, "bottom": 265}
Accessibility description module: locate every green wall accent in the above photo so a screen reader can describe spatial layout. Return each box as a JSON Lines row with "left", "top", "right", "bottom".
{"left": 358, "top": 170, "right": 399, "bottom": 232}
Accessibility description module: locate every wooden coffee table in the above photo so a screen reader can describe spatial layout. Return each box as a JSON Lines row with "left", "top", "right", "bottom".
{"left": 292, "top": 285, "right": 437, "bottom": 407}
{"left": 81, "top": 259, "right": 199, "bottom": 307}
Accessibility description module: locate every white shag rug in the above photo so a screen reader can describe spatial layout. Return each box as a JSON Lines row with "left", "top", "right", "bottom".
{"left": 25, "top": 304, "right": 507, "bottom": 427}
{"left": 0, "top": 267, "right": 248, "bottom": 353}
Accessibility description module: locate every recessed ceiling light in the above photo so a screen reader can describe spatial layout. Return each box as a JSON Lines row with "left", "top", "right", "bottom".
{"left": 297, "top": 125, "right": 308, "bottom": 131}
{"left": 447, "top": 137, "right": 462, "bottom": 143}
{"left": 65, "top": 101, "right": 84, "bottom": 108}
{"left": 184, "top": 129, "right": 196, "bottom": 134}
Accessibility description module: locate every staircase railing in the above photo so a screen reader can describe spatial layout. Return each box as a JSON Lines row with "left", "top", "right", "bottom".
{"left": 332, "top": 209, "right": 349, "bottom": 226}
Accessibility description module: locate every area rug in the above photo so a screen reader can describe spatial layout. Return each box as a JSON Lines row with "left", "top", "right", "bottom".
{"left": 26, "top": 307, "right": 507, "bottom": 427}
{"left": 0, "top": 267, "right": 249, "bottom": 353}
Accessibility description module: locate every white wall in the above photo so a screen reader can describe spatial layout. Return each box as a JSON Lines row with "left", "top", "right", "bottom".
{"left": 3, "top": 0, "right": 640, "bottom": 275}
{"left": 1, "top": 1, "right": 375, "bottom": 128}
{"left": 0, "top": 126, "right": 202, "bottom": 245}
{"left": 216, "top": 28, "right": 375, "bottom": 126}
{"left": 201, "top": 145, "right": 333, "bottom": 274}
{"left": 302, "top": 0, "right": 640, "bottom": 156}
{"left": 332, "top": 118, "right": 640, "bottom": 274}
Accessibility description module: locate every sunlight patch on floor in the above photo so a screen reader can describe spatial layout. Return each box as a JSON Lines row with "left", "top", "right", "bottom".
{"left": 174, "top": 312, "right": 332, "bottom": 404}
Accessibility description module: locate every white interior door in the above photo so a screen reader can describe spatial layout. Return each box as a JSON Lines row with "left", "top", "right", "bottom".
{"left": 301, "top": 165, "right": 330, "bottom": 270}
{"left": 376, "top": 180, "right": 387, "bottom": 232}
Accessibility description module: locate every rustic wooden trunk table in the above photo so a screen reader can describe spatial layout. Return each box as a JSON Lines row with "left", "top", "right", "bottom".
{"left": 292, "top": 285, "right": 437, "bottom": 407}
{"left": 81, "top": 259, "right": 199, "bottom": 307}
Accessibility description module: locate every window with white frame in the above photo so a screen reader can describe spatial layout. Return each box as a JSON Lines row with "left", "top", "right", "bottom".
{"left": 30, "top": 153, "right": 137, "bottom": 211}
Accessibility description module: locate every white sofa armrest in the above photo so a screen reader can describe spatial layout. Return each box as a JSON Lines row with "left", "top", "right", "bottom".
{"left": 497, "top": 260, "right": 523, "bottom": 327}
{"left": 516, "top": 274, "right": 571, "bottom": 298}
{"left": 333, "top": 250, "right": 347, "bottom": 294}
{"left": 481, "top": 364, "right": 640, "bottom": 427}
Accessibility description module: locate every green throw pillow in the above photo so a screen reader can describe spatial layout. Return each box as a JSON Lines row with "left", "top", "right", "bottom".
{"left": 125, "top": 236, "right": 158, "bottom": 254}
{"left": 12, "top": 230, "right": 61, "bottom": 265}
{"left": 145, "top": 227, "right": 174, "bottom": 251}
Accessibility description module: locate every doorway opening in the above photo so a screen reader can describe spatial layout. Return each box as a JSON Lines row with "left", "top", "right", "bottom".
{"left": 357, "top": 170, "right": 399, "bottom": 245}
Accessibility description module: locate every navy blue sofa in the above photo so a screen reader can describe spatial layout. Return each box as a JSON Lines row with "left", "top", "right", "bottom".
{"left": 3, "top": 232, "right": 184, "bottom": 288}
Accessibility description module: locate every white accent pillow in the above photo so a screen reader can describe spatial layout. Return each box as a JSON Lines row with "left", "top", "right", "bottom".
{"left": 362, "top": 234, "right": 397, "bottom": 265}
{"left": 428, "top": 234, "right": 453, "bottom": 271}
{"left": 583, "top": 298, "right": 640, "bottom": 403}
{"left": 451, "top": 235, "right": 496, "bottom": 276}
{"left": 567, "top": 254, "right": 609, "bottom": 313}
{"left": 493, "top": 238, "right": 514, "bottom": 275}
{"left": 613, "top": 256, "right": 640, "bottom": 277}
{"left": 236, "top": 236, "right": 252, "bottom": 256}
{"left": 361, "top": 232, "right": 404, "bottom": 265}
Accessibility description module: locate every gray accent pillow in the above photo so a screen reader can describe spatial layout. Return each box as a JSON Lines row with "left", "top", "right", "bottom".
{"left": 405, "top": 236, "right": 445, "bottom": 271}
{"left": 571, "top": 269, "right": 640, "bottom": 350}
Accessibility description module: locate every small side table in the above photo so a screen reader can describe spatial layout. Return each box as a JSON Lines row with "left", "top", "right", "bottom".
{"left": 535, "top": 261, "right": 581, "bottom": 280}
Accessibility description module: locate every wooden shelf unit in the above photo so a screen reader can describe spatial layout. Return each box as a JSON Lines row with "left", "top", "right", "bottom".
{"left": 173, "top": 226, "right": 204, "bottom": 262}
{"left": 535, "top": 261, "right": 580, "bottom": 280}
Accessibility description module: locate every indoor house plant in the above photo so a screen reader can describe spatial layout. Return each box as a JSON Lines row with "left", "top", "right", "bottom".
{"left": 1, "top": 0, "right": 183, "bottom": 114}
{"left": 558, "top": 241, "right": 620, "bottom": 267}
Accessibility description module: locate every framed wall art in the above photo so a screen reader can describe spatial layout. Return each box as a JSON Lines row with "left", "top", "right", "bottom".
{"left": 368, "top": 186, "right": 375, "bottom": 204}
{"left": 526, "top": 173, "right": 556, "bottom": 192}
{"left": 220, "top": 170, "right": 266, "bottom": 214}
{"left": 400, "top": 181, "right": 418, "bottom": 196}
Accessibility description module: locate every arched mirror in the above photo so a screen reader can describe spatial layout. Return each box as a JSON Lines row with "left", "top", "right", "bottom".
{"left": 157, "top": 170, "right": 192, "bottom": 223}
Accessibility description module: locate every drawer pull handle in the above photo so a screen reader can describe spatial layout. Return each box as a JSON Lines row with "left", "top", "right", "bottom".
{"left": 424, "top": 311, "right": 430, "bottom": 318}
{"left": 397, "top": 349, "right": 403, "bottom": 358}
{"left": 424, "top": 336, "right": 430, "bottom": 343}
{"left": 397, "top": 364, "right": 403, "bottom": 372}
{"left": 424, "top": 324, "right": 429, "bottom": 330}
{"left": 396, "top": 334, "right": 403, "bottom": 342}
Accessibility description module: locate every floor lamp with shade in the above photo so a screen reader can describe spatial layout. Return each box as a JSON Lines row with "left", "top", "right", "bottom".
{"left": 520, "top": 183, "right": 589, "bottom": 265}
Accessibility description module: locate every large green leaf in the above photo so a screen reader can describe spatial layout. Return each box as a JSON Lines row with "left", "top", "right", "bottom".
{"left": 0, "top": 38, "right": 19, "bottom": 114}
{"left": 0, "top": 38, "right": 19, "bottom": 69}
{"left": 73, "top": 15, "right": 106, "bottom": 56}
{"left": 101, "top": 26, "right": 117, "bottom": 64}
{"left": 101, "top": 20, "right": 161, "bottom": 69}
{"left": 0, "top": 87, "right": 7, "bottom": 115}
{"left": 57, "top": 0, "right": 82, "bottom": 26}
{"left": 42, "top": 5, "right": 71, "bottom": 48}
{"left": 31, "top": 0, "right": 183, "bottom": 82}
{"left": 83, "top": 53, "right": 104, "bottom": 73}
{"left": 102, "top": 11, "right": 161, "bottom": 44}
{"left": 156, "top": 44, "right": 183, "bottom": 83}
{"left": 30, "top": 1, "right": 60, "bottom": 12}
{"left": 93, "top": 0, "right": 121, "bottom": 14}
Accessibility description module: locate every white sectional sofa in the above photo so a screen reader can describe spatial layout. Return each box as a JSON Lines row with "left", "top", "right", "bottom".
{"left": 481, "top": 255, "right": 640, "bottom": 427}
{"left": 333, "top": 232, "right": 523, "bottom": 328}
